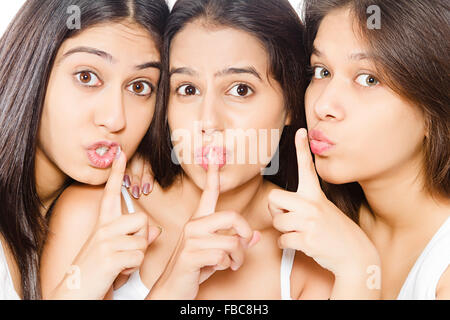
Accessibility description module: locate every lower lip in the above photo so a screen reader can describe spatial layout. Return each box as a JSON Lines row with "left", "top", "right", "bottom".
{"left": 195, "top": 147, "right": 227, "bottom": 171}
{"left": 87, "top": 145, "right": 119, "bottom": 169}
{"left": 309, "top": 139, "right": 334, "bottom": 156}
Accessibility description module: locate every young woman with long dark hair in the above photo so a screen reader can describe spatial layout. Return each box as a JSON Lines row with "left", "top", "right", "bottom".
{"left": 0, "top": 0, "right": 169, "bottom": 299}
{"left": 270, "top": 0, "right": 449, "bottom": 299}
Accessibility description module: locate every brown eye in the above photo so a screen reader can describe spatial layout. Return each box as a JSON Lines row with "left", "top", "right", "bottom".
{"left": 76, "top": 71, "right": 101, "bottom": 87}
{"left": 133, "top": 82, "right": 144, "bottom": 93}
{"left": 177, "top": 84, "right": 199, "bottom": 96}
{"left": 185, "top": 85, "right": 197, "bottom": 95}
{"left": 127, "top": 80, "right": 152, "bottom": 96}
{"left": 228, "top": 83, "right": 254, "bottom": 97}
{"left": 80, "top": 72, "right": 91, "bottom": 83}
{"left": 237, "top": 84, "right": 249, "bottom": 96}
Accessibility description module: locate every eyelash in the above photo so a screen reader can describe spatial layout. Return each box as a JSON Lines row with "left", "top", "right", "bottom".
{"left": 74, "top": 70, "right": 102, "bottom": 87}
{"left": 74, "top": 70, "right": 155, "bottom": 97}
{"left": 174, "top": 82, "right": 255, "bottom": 98}
{"left": 308, "top": 65, "right": 381, "bottom": 88}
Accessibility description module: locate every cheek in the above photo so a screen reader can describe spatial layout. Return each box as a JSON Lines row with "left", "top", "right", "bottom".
{"left": 304, "top": 84, "right": 318, "bottom": 128}
{"left": 316, "top": 102, "right": 426, "bottom": 184}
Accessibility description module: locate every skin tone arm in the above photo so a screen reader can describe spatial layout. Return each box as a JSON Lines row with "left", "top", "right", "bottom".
{"left": 269, "top": 129, "right": 381, "bottom": 299}
{"left": 41, "top": 150, "right": 160, "bottom": 299}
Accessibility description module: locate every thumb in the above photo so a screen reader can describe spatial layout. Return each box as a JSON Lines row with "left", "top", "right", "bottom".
{"left": 295, "top": 129, "right": 321, "bottom": 198}
{"left": 98, "top": 146, "right": 126, "bottom": 226}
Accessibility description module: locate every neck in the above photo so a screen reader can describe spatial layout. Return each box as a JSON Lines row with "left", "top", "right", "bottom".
{"left": 35, "top": 147, "right": 68, "bottom": 216}
{"left": 359, "top": 154, "right": 449, "bottom": 235}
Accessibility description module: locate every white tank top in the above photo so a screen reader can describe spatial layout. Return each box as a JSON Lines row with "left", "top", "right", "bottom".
{"left": 397, "top": 216, "right": 450, "bottom": 300}
{"left": 113, "top": 186, "right": 295, "bottom": 300}
{"left": 0, "top": 239, "right": 20, "bottom": 300}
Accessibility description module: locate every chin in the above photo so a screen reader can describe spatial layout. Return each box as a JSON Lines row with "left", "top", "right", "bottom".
{"left": 68, "top": 167, "right": 110, "bottom": 186}
{"left": 315, "top": 160, "right": 357, "bottom": 185}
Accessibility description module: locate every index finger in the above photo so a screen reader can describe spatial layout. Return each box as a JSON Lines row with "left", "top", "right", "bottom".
{"left": 295, "top": 129, "right": 321, "bottom": 198}
{"left": 194, "top": 152, "right": 220, "bottom": 219}
{"left": 98, "top": 147, "right": 127, "bottom": 226}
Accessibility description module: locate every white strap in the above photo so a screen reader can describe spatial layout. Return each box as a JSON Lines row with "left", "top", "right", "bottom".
{"left": 121, "top": 186, "right": 136, "bottom": 214}
{"left": 281, "top": 248, "right": 295, "bottom": 300}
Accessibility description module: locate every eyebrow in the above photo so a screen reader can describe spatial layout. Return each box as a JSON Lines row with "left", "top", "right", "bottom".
{"left": 62, "top": 46, "right": 115, "bottom": 63}
{"left": 61, "top": 46, "right": 161, "bottom": 70}
{"left": 135, "top": 61, "right": 162, "bottom": 71}
{"left": 312, "top": 46, "right": 370, "bottom": 61}
{"left": 170, "top": 66, "right": 262, "bottom": 80}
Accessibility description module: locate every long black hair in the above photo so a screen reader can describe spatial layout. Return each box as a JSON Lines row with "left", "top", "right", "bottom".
{"left": 150, "top": 0, "right": 308, "bottom": 192}
{"left": 0, "top": 0, "right": 169, "bottom": 299}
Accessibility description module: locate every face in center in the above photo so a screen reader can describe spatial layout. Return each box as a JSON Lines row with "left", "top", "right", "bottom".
{"left": 38, "top": 21, "right": 161, "bottom": 185}
{"left": 304, "top": 9, "right": 426, "bottom": 185}
{"left": 168, "top": 20, "right": 289, "bottom": 192}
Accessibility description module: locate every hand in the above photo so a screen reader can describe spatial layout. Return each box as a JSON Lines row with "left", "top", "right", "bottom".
{"left": 148, "top": 154, "right": 260, "bottom": 300}
{"left": 124, "top": 154, "right": 154, "bottom": 199}
{"left": 268, "top": 129, "right": 380, "bottom": 298}
{"left": 65, "top": 149, "right": 160, "bottom": 299}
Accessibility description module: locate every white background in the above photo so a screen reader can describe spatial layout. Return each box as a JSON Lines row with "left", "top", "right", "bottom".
{"left": 0, "top": 0, "right": 304, "bottom": 37}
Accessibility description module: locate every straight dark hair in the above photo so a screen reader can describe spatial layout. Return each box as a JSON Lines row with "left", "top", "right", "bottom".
{"left": 303, "top": 0, "right": 450, "bottom": 223}
{"left": 0, "top": 0, "right": 169, "bottom": 299}
{"left": 149, "top": 0, "right": 308, "bottom": 192}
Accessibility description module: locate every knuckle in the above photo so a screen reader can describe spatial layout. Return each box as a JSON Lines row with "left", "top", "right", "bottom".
{"left": 135, "top": 212, "right": 148, "bottom": 225}
{"left": 229, "top": 236, "right": 240, "bottom": 251}
{"left": 268, "top": 189, "right": 278, "bottom": 203}
{"left": 227, "top": 211, "right": 240, "bottom": 221}
{"left": 135, "top": 236, "right": 148, "bottom": 250}
{"left": 272, "top": 215, "right": 282, "bottom": 229}
{"left": 213, "top": 250, "right": 226, "bottom": 264}
{"left": 95, "top": 227, "right": 108, "bottom": 241}
{"left": 98, "top": 241, "right": 111, "bottom": 255}
{"left": 183, "top": 221, "right": 196, "bottom": 237}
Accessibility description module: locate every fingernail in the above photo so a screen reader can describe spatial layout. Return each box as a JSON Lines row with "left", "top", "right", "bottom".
{"left": 115, "top": 146, "right": 122, "bottom": 160}
{"left": 142, "top": 183, "right": 150, "bottom": 195}
{"left": 132, "top": 185, "right": 140, "bottom": 199}
{"left": 124, "top": 175, "right": 131, "bottom": 188}
{"left": 297, "top": 128, "right": 308, "bottom": 139}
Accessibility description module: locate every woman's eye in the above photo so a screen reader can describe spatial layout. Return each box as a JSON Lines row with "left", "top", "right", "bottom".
{"left": 177, "top": 84, "right": 200, "bottom": 96}
{"left": 355, "top": 74, "right": 380, "bottom": 87}
{"left": 127, "top": 81, "right": 153, "bottom": 96}
{"left": 313, "top": 66, "right": 331, "bottom": 79}
{"left": 75, "top": 71, "right": 102, "bottom": 87}
{"left": 227, "top": 84, "right": 254, "bottom": 98}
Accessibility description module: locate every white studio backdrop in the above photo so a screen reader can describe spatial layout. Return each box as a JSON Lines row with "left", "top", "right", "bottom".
{"left": 0, "top": 0, "right": 305, "bottom": 37}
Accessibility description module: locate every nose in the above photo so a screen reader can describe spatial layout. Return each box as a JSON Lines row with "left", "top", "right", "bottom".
{"left": 94, "top": 86, "right": 126, "bottom": 133}
{"left": 312, "top": 77, "right": 346, "bottom": 122}
{"left": 199, "top": 91, "right": 223, "bottom": 136}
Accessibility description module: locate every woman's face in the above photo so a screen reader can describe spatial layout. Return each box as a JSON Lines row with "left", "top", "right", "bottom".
{"left": 38, "top": 22, "right": 160, "bottom": 185}
{"left": 305, "top": 9, "right": 426, "bottom": 185}
{"left": 168, "top": 21, "right": 288, "bottom": 192}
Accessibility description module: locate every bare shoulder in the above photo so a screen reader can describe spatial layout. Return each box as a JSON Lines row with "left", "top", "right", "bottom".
{"left": 292, "top": 251, "right": 334, "bottom": 300}
{"left": 47, "top": 183, "right": 105, "bottom": 237}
